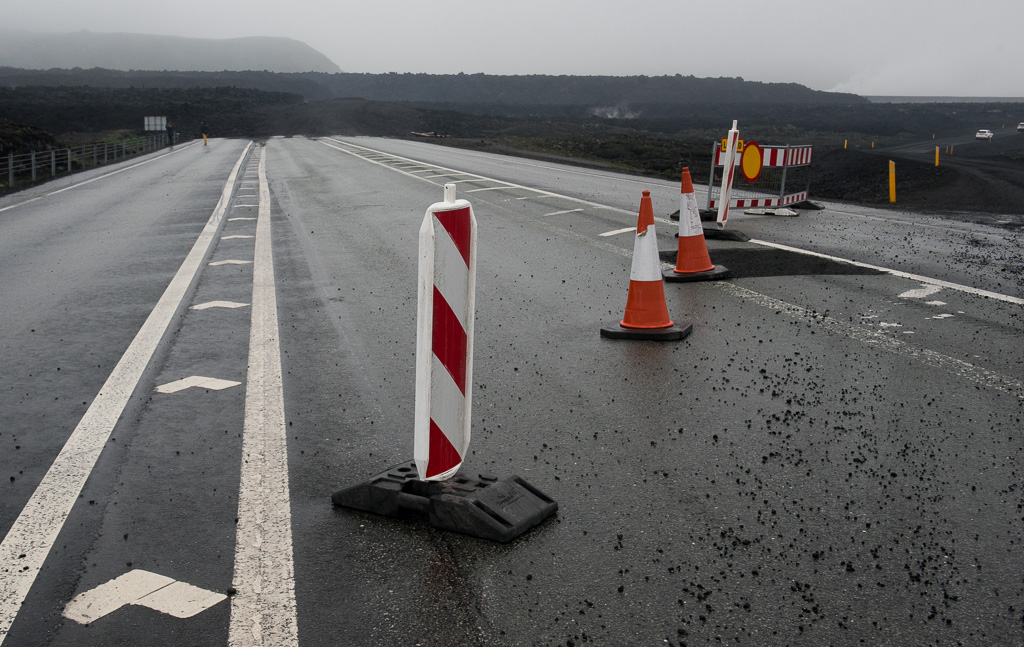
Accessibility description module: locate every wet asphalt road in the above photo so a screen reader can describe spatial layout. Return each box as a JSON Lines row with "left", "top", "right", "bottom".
{"left": 0, "top": 136, "right": 1022, "bottom": 646}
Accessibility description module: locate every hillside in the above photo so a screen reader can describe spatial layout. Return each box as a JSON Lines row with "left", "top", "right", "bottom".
{"left": 0, "top": 67, "right": 864, "bottom": 109}
{"left": 0, "top": 30, "right": 340, "bottom": 74}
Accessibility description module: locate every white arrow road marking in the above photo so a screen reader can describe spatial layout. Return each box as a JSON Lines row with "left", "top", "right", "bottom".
{"left": 210, "top": 260, "right": 252, "bottom": 266}
{"left": 0, "top": 143, "right": 252, "bottom": 646}
{"left": 63, "top": 570, "right": 226, "bottom": 624}
{"left": 191, "top": 301, "right": 250, "bottom": 311}
{"left": 899, "top": 284, "right": 944, "bottom": 299}
{"left": 155, "top": 376, "right": 241, "bottom": 394}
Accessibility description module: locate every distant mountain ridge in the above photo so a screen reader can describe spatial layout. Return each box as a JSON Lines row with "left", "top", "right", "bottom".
{"left": 0, "top": 30, "right": 340, "bottom": 73}
{"left": 0, "top": 67, "right": 866, "bottom": 109}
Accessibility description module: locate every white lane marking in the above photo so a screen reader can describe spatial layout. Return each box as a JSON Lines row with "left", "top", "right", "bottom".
{"left": 0, "top": 143, "right": 199, "bottom": 214}
{"left": 466, "top": 186, "right": 515, "bottom": 193}
{"left": 544, "top": 209, "right": 584, "bottom": 217}
{"left": 899, "top": 284, "right": 944, "bottom": 299}
{"left": 931, "top": 314, "right": 955, "bottom": 320}
{"left": 223, "top": 235, "right": 255, "bottom": 240}
{"left": 331, "top": 139, "right": 1023, "bottom": 397}
{"left": 229, "top": 217, "right": 257, "bottom": 221}
{"left": 926, "top": 300, "right": 947, "bottom": 306}
{"left": 154, "top": 376, "right": 242, "bottom": 393}
{"left": 191, "top": 301, "right": 250, "bottom": 311}
{"left": 228, "top": 147, "right": 299, "bottom": 647}
{"left": 714, "top": 281, "right": 1024, "bottom": 400}
{"left": 324, "top": 138, "right": 635, "bottom": 216}
{"left": 750, "top": 239, "right": 1024, "bottom": 305}
{"left": 367, "top": 138, "right": 680, "bottom": 190}
{"left": 0, "top": 142, "right": 252, "bottom": 645}
{"left": 232, "top": 204, "right": 259, "bottom": 208}
{"left": 533, "top": 214, "right": 1024, "bottom": 401}
{"left": 600, "top": 227, "right": 636, "bottom": 237}
{"left": 63, "top": 570, "right": 226, "bottom": 624}
{"left": 879, "top": 322, "right": 903, "bottom": 328}
{"left": 211, "top": 260, "right": 252, "bottom": 266}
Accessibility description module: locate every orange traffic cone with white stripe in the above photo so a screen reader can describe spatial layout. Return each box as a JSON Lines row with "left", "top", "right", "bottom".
{"left": 601, "top": 190, "right": 693, "bottom": 340}
{"left": 664, "top": 168, "right": 730, "bottom": 282}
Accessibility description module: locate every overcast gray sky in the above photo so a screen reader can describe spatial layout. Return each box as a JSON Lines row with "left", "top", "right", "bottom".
{"left": 5, "top": 0, "right": 1022, "bottom": 96}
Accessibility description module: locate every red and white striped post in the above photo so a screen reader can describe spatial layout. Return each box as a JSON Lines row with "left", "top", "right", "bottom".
{"left": 414, "top": 184, "right": 478, "bottom": 481}
{"left": 715, "top": 120, "right": 741, "bottom": 227}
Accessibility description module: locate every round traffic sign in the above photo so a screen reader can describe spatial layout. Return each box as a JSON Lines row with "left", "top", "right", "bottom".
{"left": 740, "top": 141, "right": 763, "bottom": 183}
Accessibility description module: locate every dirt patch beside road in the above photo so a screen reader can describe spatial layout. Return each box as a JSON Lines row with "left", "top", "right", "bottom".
{"left": 808, "top": 133, "right": 1024, "bottom": 226}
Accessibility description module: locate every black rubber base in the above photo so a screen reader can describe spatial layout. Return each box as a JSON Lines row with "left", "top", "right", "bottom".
{"left": 332, "top": 462, "right": 558, "bottom": 543}
{"left": 600, "top": 321, "right": 693, "bottom": 340}
{"left": 663, "top": 264, "right": 731, "bottom": 282}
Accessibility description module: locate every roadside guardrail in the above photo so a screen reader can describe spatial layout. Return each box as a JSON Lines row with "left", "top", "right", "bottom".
{"left": 1, "top": 133, "right": 177, "bottom": 194}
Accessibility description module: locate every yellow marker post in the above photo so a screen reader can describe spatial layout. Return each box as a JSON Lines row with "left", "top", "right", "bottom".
{"left": 935, "top": 147, "right": 940, "bottom": 167}
{"left": 872, "top": 142, "right": 875, "bottom": 149}
{"left": 844, "top": 139, "right": 848, "bottom": 149}
{"left": 889, "top": 160, "right": 896, "bottom": 203}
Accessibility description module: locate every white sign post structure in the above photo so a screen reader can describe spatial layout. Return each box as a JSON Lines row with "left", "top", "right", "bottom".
{"left": 414, "top": 183, "right": 477, "bottom": 481}
{"left": 715, "top": 120, "right": 741, "bottom": 227}
{"left": 331, "top": 183, "right": 558, "bottom": 542}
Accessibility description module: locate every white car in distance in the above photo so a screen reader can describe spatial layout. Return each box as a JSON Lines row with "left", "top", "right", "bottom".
{"left": 975, "top": 129, "right": 994, "bottom": 140}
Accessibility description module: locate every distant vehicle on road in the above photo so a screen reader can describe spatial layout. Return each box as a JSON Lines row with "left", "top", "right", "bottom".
{"left": 1017, "top": 122, "right": 1024, "bottom": 132}
{"left": 976, "top": 129, "right": 994, "bottom": 140}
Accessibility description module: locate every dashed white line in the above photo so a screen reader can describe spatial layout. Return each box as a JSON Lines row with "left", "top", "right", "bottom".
{"left": 466, "top": 186, "right": 515, "bottom": 193}
{"left": 751, "top": 239, "right": 1024, "bottom": 305}
{"left": 0, "top": 142, "right": 252, "bottom": 645}
{"left": 600, "top": 226, "right": 636, "bottom": 237}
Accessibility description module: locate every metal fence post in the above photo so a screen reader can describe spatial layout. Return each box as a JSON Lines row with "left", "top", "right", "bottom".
{"left": 51, "top": 150, "right": 56, "bottom": 177}
{"left": 31, "top": 151, "right": 37, "bottom": 182}
{"left": 103, "top": 143, "right": 108, "bottom": 164}
{"left": 8, "top": 153, "right": 13, "bottom": 188}
{"left": 778, "top": 145, "right": 790, "bottom": 203}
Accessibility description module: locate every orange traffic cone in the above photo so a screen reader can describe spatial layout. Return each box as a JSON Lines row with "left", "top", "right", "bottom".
{"left": 664, "top": 168, "right": 730, "bottom": 282}
{"left": 601, "top": 191, "right": 693, "bottom": 341}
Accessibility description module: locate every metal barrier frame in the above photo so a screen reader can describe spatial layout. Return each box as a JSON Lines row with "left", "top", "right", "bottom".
{"left": 707, "top": 143, "right": 813, "bottom": 210}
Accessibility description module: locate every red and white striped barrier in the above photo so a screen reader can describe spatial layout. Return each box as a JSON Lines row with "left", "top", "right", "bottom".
{"left": 708, "top": 191, "right": 809, "bottom": 210}
{"left": 415, "top": 184, "right": 477, "bottom": 481}
{"left": 714, "top": 145, "right": 813, "bottom": 167}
